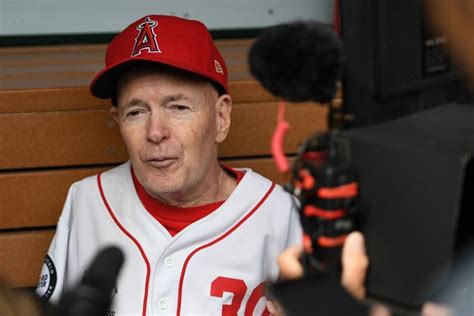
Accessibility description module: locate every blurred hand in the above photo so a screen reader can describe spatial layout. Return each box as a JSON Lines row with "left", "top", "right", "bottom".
{"left": 277, "top": 245, "right": 305, "bottom": 281}
{"left": 277, "top": 232, "right": 453, "bottom": 316}
{"left": 275, "top": 232, "right": 368, "bottom": 315}
{"left": 340, "top": 231, "right": 368, "bottom": 300}
{"left": 278, "top": 231, "right": 368, "bottom": 297}
{"left": 421, "top": 303, "right": 453, "bottom": 316}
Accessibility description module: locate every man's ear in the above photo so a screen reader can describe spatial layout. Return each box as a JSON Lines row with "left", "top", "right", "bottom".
{"left": 215, "top": 94, "right": 232, "bottom": 144}
{"left": 109, "top": 106, "right": 120, "bottom": 124}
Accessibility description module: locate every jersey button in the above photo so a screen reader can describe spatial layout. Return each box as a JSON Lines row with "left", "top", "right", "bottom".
{"left": 164, "top": 256, "right": 174, "bottom": 268}
{"left": 158, "top": 298, "right": 168, "bottom": 310}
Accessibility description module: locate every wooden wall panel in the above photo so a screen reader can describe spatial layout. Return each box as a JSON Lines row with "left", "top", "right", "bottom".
{"left": 0, "top": 167, "right": 108, "bottom": 229}
{"left": 0, "top": 87, "right": 108, "bottom": 113}
{"left": 0, "top": 230, "right": 54, "bottom": 288}
{"left": 0, "top": 110, "right": 127, "bottom": 170}
{"left": 223, "top": 101, "right": 328, "bottom": 157}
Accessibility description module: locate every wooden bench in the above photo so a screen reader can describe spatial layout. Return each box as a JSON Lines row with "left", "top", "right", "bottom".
{"left": 0, "top": 39, "right": 334, "bottom": 288}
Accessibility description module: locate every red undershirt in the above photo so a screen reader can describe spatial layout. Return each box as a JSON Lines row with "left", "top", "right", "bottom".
{"left": 132, "top": 166, "right": 245, "bottom": 237}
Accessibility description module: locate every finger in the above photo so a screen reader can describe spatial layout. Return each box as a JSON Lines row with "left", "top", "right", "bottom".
{"left": 266, "top": 299, "right": 285, "bottom": 316}
{"left": 340, "top": 231, "right": 369, "bottom": 300}
{"left": 421, "top": 302, "right": 454, "bottom": 316}
{"left": 370, "top": 304, "right": 392, "bottom": 316}
{"left": 278, "top": 245, "right": 304, "bottom": 280}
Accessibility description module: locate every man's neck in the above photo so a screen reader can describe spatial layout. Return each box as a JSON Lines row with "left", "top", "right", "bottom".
{"left": 144, "top": 164, "right": 237, "bottom": 207}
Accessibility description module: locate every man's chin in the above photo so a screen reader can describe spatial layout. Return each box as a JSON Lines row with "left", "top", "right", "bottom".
{"left": 142, "top": 177, "right": 186, "bottom": 200}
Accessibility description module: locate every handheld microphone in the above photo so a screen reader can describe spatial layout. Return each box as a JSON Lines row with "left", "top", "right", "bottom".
{"left": 50, "top": 246, "right": 124, "bottom": 316}
{"left": 0, "top": 247, "right": 124, "bottom": 316}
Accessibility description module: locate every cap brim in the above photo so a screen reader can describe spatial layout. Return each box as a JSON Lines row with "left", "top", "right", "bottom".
{"left": 90, "top": 57, "right": 228, "bottom": 99}
{"left": 90, "top": 59, "right": 145, "bottom": 99}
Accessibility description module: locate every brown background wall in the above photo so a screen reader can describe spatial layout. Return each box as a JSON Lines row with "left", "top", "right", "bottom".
{"left": 0, "top": 39, "right": 334, "bottom": 287}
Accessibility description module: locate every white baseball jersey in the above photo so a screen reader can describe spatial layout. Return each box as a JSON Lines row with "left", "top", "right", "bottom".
{"left": 36, "top": 161, "right": 302, "bottom": 315}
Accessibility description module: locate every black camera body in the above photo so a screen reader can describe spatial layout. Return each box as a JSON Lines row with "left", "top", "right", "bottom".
{"left": 342, "top": 104, "right": 474, "bottom": 308}
{"left": 341, "top": 0, "right": 474, "bottom": 308}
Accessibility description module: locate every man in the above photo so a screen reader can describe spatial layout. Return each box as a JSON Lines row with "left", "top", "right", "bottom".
{"left": 36, "top": 14, "right": 302, "bottom": 315}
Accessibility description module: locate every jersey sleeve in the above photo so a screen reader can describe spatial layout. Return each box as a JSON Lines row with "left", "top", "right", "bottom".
{"left": 285, "top": 196, "right": 303, "bottom": 248}
{"left": 35, "top": 183, "right": 76, "bottom": 303}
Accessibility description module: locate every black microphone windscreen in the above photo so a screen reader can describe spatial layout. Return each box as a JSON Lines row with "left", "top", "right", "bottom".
{"left": 81, "top": 246, "right": 124, "bottom": 292}
{"left": 52, "top": 246, "right": 124, "bottom": 316}
{"left": 249, "top": 21, "right": 343, "bottom": 104}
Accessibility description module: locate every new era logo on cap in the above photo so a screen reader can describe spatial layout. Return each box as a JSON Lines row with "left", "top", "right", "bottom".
{"left": 214, "top": 60, "right": 224, "bottom": 74}
{"left": 90, "top": 15, "right": 228, "bottom": 99}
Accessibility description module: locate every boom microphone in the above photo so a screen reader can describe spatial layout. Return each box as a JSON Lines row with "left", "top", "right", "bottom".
{"left": 50, "top": 246, "right": 124, "bottom": 316}
{"left": 249, "top": 20, "right": 364, "bottom": 315}
{"left": 248, "top": 20, "right": 357, "bottom": 266}
{"left": 248, "top": 21, "right": 343, "bottom": 103}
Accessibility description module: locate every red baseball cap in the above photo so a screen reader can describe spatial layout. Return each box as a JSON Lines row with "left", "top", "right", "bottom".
{"left": 90, "top": 15, "right": 228, "bottom": 99}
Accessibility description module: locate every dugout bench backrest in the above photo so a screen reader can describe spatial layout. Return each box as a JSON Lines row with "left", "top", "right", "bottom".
{"left": 0, "top": 39, "right": 334, "bottom": 288}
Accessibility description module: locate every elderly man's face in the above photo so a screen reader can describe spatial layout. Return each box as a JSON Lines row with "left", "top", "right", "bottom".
{"left": 112, "top": 66, "right": 231, "bottom": 205}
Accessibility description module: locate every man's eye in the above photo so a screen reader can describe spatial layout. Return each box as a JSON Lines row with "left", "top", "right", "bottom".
{"left": 172, "top": 104, "right": 190, "bottom": 111}
{"left": 125, "top": 110, "right": 145, "bottom": 117}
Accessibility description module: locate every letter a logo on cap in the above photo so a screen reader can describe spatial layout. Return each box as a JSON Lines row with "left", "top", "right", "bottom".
{"left": 132, "top": 17, "right": 161, "bottom": 57}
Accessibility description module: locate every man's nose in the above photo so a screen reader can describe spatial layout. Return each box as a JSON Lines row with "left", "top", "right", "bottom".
{"left": 146, "top": 113, "right": 170, "bottom": 144}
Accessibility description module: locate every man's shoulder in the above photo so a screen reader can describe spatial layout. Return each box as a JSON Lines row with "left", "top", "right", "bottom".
{"left": 235, "top": 167, "right": 271, "bottom": 182}
{"left": 238, "top": 168, "right": 294, "bottom": 202}
{"left": 71, "top": 162, "right": 130, "bottom": 191}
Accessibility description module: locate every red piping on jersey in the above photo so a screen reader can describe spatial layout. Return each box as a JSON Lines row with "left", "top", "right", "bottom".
{"left": 176, "top": 182, "right": 277, "bottom": 316}
{"left": 97, "top": 173, "right": 151, "bottom": 316}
